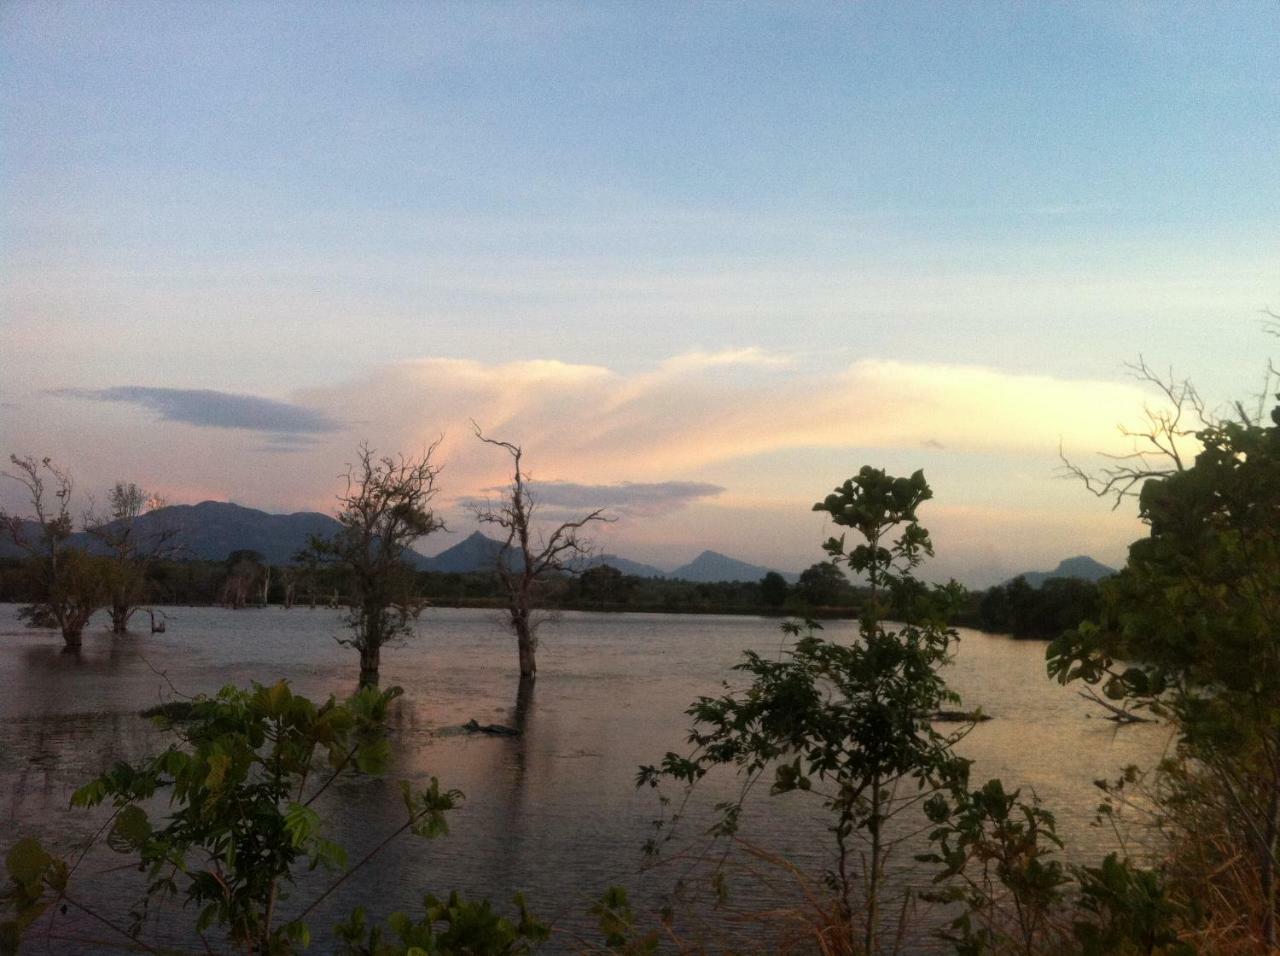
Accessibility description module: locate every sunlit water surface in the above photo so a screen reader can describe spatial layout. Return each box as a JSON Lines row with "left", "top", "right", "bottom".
{"left": 0, "top": 605, "right": 1168, "bottom": 952}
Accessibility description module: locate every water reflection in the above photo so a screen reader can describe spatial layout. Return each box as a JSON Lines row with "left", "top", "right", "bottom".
{"left": 0, "top": 604, "right": 1168, "bottom": 952}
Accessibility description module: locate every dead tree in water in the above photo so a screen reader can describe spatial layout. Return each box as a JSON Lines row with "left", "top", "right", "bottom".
{"left": 471, "top": 425, "right": 611, "bottom": 680}
{"left": 0, "top": 456, "right": 107, "bottom": 648}
{"left": 86, "top": 483, "right": 178, "bottom": 633}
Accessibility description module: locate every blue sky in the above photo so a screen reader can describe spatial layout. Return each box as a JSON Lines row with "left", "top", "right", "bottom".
{"left": 2, "top": 2, "right": 1277, "bottom": 584}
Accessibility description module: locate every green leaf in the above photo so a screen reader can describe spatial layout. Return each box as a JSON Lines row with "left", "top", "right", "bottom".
{"left": 5, "top": 839, "right": 51, "bottom": 890}
{"left": 285, "top": 802, "right": 320, "bottom": 848}
{"left": 108, "top": 805, "right": 151, "bottom": 853}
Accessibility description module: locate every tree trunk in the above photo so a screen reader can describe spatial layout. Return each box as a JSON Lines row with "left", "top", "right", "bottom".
{"left": 514, "top": 615, "right": 536, "bottom": 679}
{"left": 359, "top": 643, "right": 381, "bottom": 689}
{"left": 110, "top": 602, "right": 130, "bottom": 634}
{"left": 61, "top": 624, "right": 83, "bottom": 649}
{"left": 514, "top": 674, "right": 535, "bottom": 733}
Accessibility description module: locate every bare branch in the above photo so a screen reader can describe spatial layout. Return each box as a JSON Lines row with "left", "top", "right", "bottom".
{"left": 1057, "top": 356, "right": 1209, "bottom": 509}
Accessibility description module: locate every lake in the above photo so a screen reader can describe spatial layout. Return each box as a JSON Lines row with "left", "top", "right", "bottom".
{"left": 0, "top": 604, "right": 1168, "bottom": 952}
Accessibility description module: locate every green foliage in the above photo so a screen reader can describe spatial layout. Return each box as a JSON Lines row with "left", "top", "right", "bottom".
{"left": 1048, "top": 401, "right": 1280, "bottom": 945}
{"left": 972, "top": 576, "right": 1101, "bottom": 639}
{"left": 1072, "top": 854, "right": 1191, "bottom": 956}
{"left": 922, "top": 779, "right": 1070, "bottom": 954}
{"left": 334, "top": 891, "right": 549, "bottom": 955}
{"left": 0, "top": 839, "right": 67, "bottom": 956}
{"left": 2, "top": 680, "right": 470, "bottom": 955}
{"left": 589, "top": 886, "right": 657, "bottom": 953}
{"left": 640, "top": 467, "right": 970, "bottom": 953}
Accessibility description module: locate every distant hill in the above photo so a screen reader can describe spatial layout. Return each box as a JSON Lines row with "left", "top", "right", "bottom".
{"left": 420, "top": 531, "right": 518, "bottom": 573}
{"left": 106, "top": 501, "right": 343, "bottom": 565}
{"left": 668, "top": 550, "right": 795, "bottom": 584}
{"left": 576, "top": 553, "right": 669, "bottom": 579}
{"left": 0, "top": 502, "right": 342, "bottom": 566}
{"left": 1012, "top": 555, "right": 1116, "bottom": 588}
{"left": 423, "top": 534, "right": 669, "bottom": 578}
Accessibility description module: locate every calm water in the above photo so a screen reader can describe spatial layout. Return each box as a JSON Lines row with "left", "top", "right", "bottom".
{"left": 0, "top": 604, "right": 1168, "bottom": 952}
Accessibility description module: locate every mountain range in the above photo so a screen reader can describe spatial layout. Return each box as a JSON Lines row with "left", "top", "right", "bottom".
{"left": 0, "top": 501, "right": 797, "bottom": 583}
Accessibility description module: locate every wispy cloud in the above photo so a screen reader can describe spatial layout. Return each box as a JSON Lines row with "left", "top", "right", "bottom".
{"left": 461, "top": 479, "right": 725, "bottom": 518}
{"left": 305, "top": 352, "right": 1148, "bottom": 479}
{"left": 51, "top": 387, "right": 340, "bottom": 435}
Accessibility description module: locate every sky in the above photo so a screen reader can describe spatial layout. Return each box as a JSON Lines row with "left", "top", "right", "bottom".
{"left": 1, "top": 2, "right": 1277, "bottom": 586}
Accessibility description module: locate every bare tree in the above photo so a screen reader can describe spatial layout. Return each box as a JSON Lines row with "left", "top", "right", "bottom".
{"left": 0, "top": 455, "right": 106, "bottom": 647}
{"left": 1058, "top": 347, "right": 1280, "bottom": 507}
{"left": 85, "top": 482, "right": 179, "bottom": 634}
{"left": 471, "top": 424, "right": 612, "bottom": 680}
{"left": 304, "top": 442, "right": 445, "bottom": 688}
{"left": 1057, "top": 356, "right": 1208, "bottom": 506}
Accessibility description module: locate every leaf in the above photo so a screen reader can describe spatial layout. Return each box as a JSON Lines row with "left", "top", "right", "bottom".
{"left": 108, "top": 805, "right": 151, "bottom": 853}
{"left": 5, "top": 839, "right": 51, "bottom": 891}
{"left": 354, "top": 738, "right": 391, "bottom": 775}
{"left": 284, "top": 802, "right": 320, "bottom": 849}
{"left": 204, "top": 753, "right": 231, "bottom": 792}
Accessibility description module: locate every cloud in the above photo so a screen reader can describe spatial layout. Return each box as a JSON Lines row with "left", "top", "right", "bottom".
{"left": 51, "top": 386, "right": 340, "bottom": 435}
{"left": 461, "top": 479, "right": 725, "bottom": 518}
{"left": 291, "top": 351, "right": 1152, "bottom": 486}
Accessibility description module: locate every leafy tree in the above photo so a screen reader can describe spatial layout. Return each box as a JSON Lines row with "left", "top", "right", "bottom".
{"left": 795, "top": 560, "right": 850, "bottom": 607}
{"left": 0, "top": 455, "right": 108, "bottom": 647}
{"left": 758, "top": 570, "right": 789, "bottom": 607}
{"left": 1050, "top": 392, "right": 1280, "bottom": 948}
{"left": 975, "top": 576, "right": 1100, "bottom": 639}
{"left": 639, "top": 468, "right": 968, "bottom": 953}
{"left": 471, "top": 425, "right": 610, "bottom": 680}
{"left": 85, "top": 482, "right": 179, "bottom": 633}
{"left": 304, "top": 443, "right": 445, "bottom": 688}
{"left": 577, "top": 563, "right": 632, "bottom": 607}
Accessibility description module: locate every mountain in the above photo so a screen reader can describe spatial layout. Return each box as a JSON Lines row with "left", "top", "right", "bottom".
{"left": 420, "top": 531, "right": 518, "bottom": 573}
{"left": 668, "top": 550, "right": 795, "bottom": 584}
{"left": 0, "top": 502, "right": 342, "bottom": 565}
{"left": 1013, "top": 555, "right": 1116, "bottom": 589}
{"left": 421, "top": 535, "right": 669, "bottom": 578}
{"left": 578, "top": 553, "right": 668, "bottom": 579}
{"left": 109, "top": 501, "right": 342, "bottom": 565}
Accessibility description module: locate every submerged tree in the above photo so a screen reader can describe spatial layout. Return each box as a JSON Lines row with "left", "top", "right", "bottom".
{"left": 0, "top": 455, "right": 107, "bottom": 648}
{"left": 85, "top": 482, "right": 178, "bottom": 634}
{"left": 471, "top": 425, "right": 611, "bottom": 680}
{"left": 305, "top": 443, "right": 445, "bottom": 688}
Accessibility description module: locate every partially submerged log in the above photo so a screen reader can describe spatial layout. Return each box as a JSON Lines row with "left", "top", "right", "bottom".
{"left": 932, "top": 710, "right": 993, "bottom": 723}
{"left": 462, "top": 719, "right": 520, "bottom": 737}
